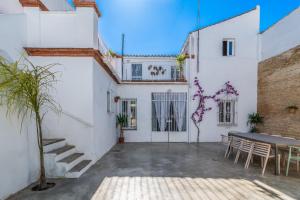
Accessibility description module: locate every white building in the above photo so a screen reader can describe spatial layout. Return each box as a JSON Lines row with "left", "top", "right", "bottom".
{"left": 0, "top": 1, "right": 299, "bottom": 199}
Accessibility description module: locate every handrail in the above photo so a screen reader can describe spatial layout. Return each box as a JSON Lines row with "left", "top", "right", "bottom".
{"left": 61, "top": 110, "right": 93, "bottom": 128}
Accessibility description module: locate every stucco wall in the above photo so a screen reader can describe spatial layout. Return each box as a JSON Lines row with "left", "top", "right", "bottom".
{"left": 258, "top": 45, "right": 300, "bottom": 139}
{"left": 187, "top": 7, "right": 260, "bottom": 142}
{"left": 0, "top": 13, "right": 40, "bottom": 200}
{"left": 117, "top": 84, "right": 189, "bottom": 142}
{"left": 123, "top": 57, "right": 177, "bottom": 80}
{"left": 92, "top": 60, "right": 117, "bottom": 160}
{"left": 261, "top": 7, "right": 300, "bottom": 61}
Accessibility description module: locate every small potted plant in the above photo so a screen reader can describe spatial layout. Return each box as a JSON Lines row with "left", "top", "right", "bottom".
{"left": 176, "top": 54, "right": 187, "bottom": 80}
{"left": 286, "top": 105, "right": 298, "bottom": 114}
{"left": 116, "top": 114, "right": 127, "bottom": 144}
{"left": 247, "top": 113, "right": 264, "bottom": 133}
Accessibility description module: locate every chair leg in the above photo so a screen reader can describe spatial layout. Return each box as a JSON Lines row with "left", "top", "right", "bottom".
{"left": 234, "top": 150, "right": 241, "bottom": 164}
{"left": 245, "top": 153, "right": 252, "bottom": 169}
{"left": 286, "top": 154, "right": 292, "bottom": 176}
{"left": 262, "top": 155, "right": 269, "bottom": 176}
{"left": 224, "top": 145, "right": 230, "bottom": 158}
{"left": 297, "top": 154, "right": 299, "bottom": 172}
{"left": 277, "top": 154, "right": 281, "bottom": 175}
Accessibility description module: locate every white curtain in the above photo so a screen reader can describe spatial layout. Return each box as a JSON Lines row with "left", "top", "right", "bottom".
{"left": 173, "top": 94, "right": 186, "bottom": 131}
{"left": 153, "top": 93, "right": 162, "bottom": 130}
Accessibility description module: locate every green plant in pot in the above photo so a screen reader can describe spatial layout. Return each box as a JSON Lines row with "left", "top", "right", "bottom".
{"left": 116, "top": 114, "right": 127, "bottom": 144}
{"left": 0, "top": 56, "right": 61, "bottom": 191}
{"left": 176, "top": 54, "right": 187, "bottom": 80}
{"left": 247, "top": 113, "right": 263, "bottom": 133}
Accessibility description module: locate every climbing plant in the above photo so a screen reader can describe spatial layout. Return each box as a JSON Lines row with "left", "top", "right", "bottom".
{"left": 191, "top": 77, "right": 239, "bottom": 142}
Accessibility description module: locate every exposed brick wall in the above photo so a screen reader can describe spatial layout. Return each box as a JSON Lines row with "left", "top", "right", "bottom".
{"left": 258, "top": 45, "right": 300, "bottom": 139}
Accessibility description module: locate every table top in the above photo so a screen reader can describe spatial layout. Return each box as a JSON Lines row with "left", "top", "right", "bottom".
{"left": 228, "top": 131, "right": 300, "bottom": 147}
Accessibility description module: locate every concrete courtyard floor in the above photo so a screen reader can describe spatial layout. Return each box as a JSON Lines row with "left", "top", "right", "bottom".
{"left": 8, "top": 143, "right": 300, "bottom": 200}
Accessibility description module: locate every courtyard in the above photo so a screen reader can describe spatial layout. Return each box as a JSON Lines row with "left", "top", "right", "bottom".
{"left": 8, "top": 143, "right": 300, "bottom": 200}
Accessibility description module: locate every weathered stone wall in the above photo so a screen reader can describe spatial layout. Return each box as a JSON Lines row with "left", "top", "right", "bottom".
{"left": 258, "top": 45, "right": 300, "bottom": 139}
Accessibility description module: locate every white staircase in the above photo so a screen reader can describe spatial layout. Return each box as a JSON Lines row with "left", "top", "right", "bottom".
{"left": 43, "top": 138, "right": 93, "bottom": 178}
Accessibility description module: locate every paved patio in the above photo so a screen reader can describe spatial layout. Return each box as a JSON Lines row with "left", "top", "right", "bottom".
{"left": 8, "top": 143, "right": 300, "bottom": 200}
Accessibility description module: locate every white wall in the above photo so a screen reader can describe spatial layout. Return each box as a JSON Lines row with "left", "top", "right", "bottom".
{"left": 117, "top": 84, "right": 189, "bottom": 142}
{"left": 187, "top": 7, "right": 260, "bottom": 142}
{"left": 123, "top": 57, "right": 177, "bottom": 80}
{"left": 261, "top": 7, "right": 300, "bottom": 60}
{"left": 25, "top": 8, "right": 98, "bottom": 48}
{"left": 92, "top": 60, "right": 117, "bottom": 159}
{"left": 0, "top": 0, "right": 23, "bottom": 14}
{"left": 41, "top": 0, "right": 73, "bottom": 11}
{"left": 0, "top": 12, "right": 41, "bottom": 200}
{"left": 0, "top": 14, "right": 26, "bottom": 60}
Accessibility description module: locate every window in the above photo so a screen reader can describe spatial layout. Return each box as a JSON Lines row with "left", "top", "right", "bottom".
{"left": 132, "top": 64, "right": 142, "bottom": 80}
{"left": 107, "top": 91, "right": 111, "bottom": 113}
{"left": 223, "top": 39, "right": 235, "bottom": 56}
{"left": 171, "top": 66, "right": 180, "bottom": 80}
{"left": 120, "top": 99, "right": 137, "bottom": 129}
{"left": 218, "top": 100, "right": 237, "bottom": 126}
{"left": 152, "top": 92, "right": 187, "bottom": 132}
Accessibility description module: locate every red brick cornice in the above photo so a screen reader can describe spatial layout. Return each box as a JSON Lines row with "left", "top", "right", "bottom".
{"left": 73, "top": 1, "right": 101, "bottom": 17}
{"left": 24, "top": 48, "right": 119, "bottom": 83}
{"left": 19, "top": 0, "right": 49, "bottom": 11}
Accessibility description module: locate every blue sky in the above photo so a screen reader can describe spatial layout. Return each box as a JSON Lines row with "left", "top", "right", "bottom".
{"left": 70, "top": 0, "right": 300, "bottom": 55}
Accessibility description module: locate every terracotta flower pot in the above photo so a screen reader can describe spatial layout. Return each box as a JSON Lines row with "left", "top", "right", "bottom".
{"left": 118, "top": 137, "right": 125, "bottom": 144}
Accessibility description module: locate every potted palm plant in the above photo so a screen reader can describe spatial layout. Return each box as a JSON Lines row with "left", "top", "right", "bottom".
{"left": 116, "top": 114, "right": 127, "bottom": 144}
{"left": 176, "top": 54, "right": 187, "bottom": 80}
{"left": 247, "top": 113, "right": 264, "bottom": 133}
{"left": 0, "top": 56, "right": 60, "bottom": 191}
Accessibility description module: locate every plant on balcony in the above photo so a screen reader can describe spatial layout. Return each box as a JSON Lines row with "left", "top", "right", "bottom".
{"left": 0, "top": 56, "right": 61, "bottom": 191}
{"left": 192, "top": 77, "right": 239, "bottom": 142}
{"left": 116, "top": 113, "right": 127, "bottom": 144}
{"left": 247, "top": 113, "right": 263, "bottom": 133}
{"left": 176, "top": 54, "right": 187, "bottom": 80}
{"left": 108, "top": 49, "right": 117, "bottom": 58}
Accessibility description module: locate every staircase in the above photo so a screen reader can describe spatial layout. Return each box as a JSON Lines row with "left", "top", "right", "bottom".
{"left": 43, "top": 138, "right": 93, "bottom": 178}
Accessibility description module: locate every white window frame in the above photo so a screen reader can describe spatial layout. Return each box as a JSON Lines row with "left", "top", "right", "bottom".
{"left": 218, "top": 99, "right": 237, "bottom": 126}
{"left": 131, "top": 64, "right": 142, "bottom": 80}
{"left": 223, "top": 39, "right": 235, "bottom": 56}
{"left": 120, "top": 99, "right": 137, "bottom": 130}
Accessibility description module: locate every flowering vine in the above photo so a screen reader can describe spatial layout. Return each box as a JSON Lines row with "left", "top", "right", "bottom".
{"left": 191, "top": 77, "right": 239, "bottom": 142}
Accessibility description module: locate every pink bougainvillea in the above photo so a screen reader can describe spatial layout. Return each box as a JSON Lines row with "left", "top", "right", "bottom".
{"left": 191, "top": 77, "right": 239, "bottom": 142}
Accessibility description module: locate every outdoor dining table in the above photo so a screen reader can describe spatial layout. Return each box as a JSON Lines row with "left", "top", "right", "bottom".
{"left": 228, "top": 131, "right": 300, "bottom": 175}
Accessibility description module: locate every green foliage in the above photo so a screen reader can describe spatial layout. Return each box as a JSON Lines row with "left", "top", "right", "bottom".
{"left": 116, "top": 113, "right": 127, "bottom": 128}
{"left": 247, "top": 113, "right": 263, "bottom": 133}
{"left": 0, "top": 55, "right": 61, "bottom": 188}
{"left": 108, "top": 49, "right": 117, "bottom": 57}
{"left": 176, "top": 54, "right": 187, "bottom": 72}
{"left": 0, "top": 56, "right": 61, "bottom": 130}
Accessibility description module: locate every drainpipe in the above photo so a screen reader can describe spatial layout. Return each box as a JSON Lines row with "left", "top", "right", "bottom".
{"left": 121, "top": 33, "right": 125, "bottom": 80}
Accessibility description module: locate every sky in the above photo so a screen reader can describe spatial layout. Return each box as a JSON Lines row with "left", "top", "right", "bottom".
{"left": 70, "top": 0, "right": 300, "bottom": 55}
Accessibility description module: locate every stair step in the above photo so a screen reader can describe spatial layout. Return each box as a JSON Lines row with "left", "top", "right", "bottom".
{"left": 47, "top": 145, "right": 75, "bottom": 155}
{"left": 43, "top": 138, "right": 65, "bottom": 146}
{"left": 58, "top": 153, "right": 84, "bottom": 164}
{"left": 69, "top": 160, "right": 92, "bottom": 173}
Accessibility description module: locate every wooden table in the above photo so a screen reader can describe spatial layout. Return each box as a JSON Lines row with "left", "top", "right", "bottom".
{"left": 228, "top": 131, "right": 300, "bottom": 175}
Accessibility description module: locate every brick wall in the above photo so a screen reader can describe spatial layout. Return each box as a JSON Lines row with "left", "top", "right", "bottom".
{"left": 258, "top": 45, "right": 300, "bottom": 139}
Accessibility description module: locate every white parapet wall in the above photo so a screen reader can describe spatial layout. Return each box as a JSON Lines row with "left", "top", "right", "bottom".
{"left": 260, "top": 7, "right": 300, "bottom": 61}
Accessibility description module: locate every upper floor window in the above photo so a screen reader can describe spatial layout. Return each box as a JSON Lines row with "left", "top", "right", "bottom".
{"left": 120, "top": 99, "right": 137, "bottom": 129}
{"left": 218, "top": 99, "right": 237, "bottom": 126}
{"left": 171, "top": 66, "right": 180, "bottom": 80}
{"left": 132, "top": 64, "right": 142, "bottom": 80}
{"left": 223, "top": 39, "right": 235, "bottom": 56}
